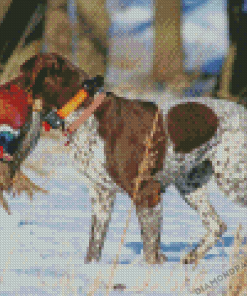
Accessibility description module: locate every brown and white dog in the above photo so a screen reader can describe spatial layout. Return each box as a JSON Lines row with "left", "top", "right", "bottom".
{"left": 2, "top": 53, "right": 247, "bottom": 265}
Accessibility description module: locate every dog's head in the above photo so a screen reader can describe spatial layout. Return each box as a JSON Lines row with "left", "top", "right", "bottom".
{"left": 0, "top": 53, "right": 93, "bottom": 195}
{"left": 20, "top": 53, "right": 91, "bottom": 112}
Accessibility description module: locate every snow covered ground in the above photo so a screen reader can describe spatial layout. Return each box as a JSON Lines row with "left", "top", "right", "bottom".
{"left": 1, "top": 120, "right": 247, "bottom": 295}
{"left": 1, "top": 0, "right": 246, "bottom": 295}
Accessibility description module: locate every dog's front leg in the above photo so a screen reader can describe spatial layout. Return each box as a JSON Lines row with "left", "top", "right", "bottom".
{"left": 85, "top": 186, "right": 117, "bottom": 263}
{"left": 135, "top": 200, "right": 167, "bottom": 264}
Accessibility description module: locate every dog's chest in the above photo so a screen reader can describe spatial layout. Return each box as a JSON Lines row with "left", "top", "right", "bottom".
{"left": 64, "top": 109, "right": 118, "bottom": 190}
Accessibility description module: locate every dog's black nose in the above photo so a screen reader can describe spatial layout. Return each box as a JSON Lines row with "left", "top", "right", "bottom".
{"left": 83, "top": 75, "right": 104, "bottom": 97}
{"left": 94, "top": 75, "right": 104, "bottom": 88}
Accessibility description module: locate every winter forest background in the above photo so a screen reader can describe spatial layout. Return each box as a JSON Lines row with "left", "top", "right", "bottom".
{"left": 106, "top": 0, "right": 227, "bottom": 93}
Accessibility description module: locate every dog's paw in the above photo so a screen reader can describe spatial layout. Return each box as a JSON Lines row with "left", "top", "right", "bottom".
{"left": 84, "top": 254, "right": 100, "bottom": 264}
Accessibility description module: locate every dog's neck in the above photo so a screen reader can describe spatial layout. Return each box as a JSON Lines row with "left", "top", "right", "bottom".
{"left": 64, "top": 94, "right": 166, "bottom": 202}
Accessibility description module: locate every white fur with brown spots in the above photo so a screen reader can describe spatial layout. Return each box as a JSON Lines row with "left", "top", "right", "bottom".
{"left": 63, "top": 96, "right": 247, "bottom": 264}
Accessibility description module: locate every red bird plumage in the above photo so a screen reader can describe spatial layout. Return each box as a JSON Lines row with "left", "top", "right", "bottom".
{"left": 0, "top": 83, "right": 31, "bottom": 130}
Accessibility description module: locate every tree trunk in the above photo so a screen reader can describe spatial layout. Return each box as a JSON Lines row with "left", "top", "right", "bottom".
{"left": 67, "top": 0, "right": 79, "bottom": 66}
{"left": 0, "top": 0, "right": 46, "bottom": 65}
{"left": 43, "top": 0, "right": 109, "bottom": 77}
{"left": 216, "top": 43, "right": 236, "bottom": 99}
{"left": 230, "top": 0, "right": 247, "bottom": 97}
{"left": 217, "top": 0, "right": 247, "bottom": 101}
{"left": 153, "top": 0, "right": 190, "bottom": 89}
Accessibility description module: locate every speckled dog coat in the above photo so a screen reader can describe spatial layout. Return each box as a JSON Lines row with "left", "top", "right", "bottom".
{"left": 15, "top": 53, "right": 247, "bottom": 264}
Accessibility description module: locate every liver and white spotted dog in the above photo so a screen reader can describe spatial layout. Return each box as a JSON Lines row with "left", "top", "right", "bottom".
{"left": 2, "top": 53, "right": 247, "bottom": 265}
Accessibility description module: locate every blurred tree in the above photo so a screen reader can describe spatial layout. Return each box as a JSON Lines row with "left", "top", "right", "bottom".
{"left": 230, "top": 0, "right": 247, "bottom": 98}
{"left": 0, "top": 0, "right": 46, "bottom": 65}
{"left": 0, "top": 0, "right": 191, "bottom": 91}
{"left": 0, "top": 0, "right": 110, "bottom": 82}
{"left": 67, "top": 0, "right": 79, "bottom": 66}
{"left": 43, "top": 0, "right": 109, "bottom": 77}
{"left": 216, "top": 0, "right": 247, "bottom": 102}
{"left": 153, "top": 0, "right": 192, "bottom": 91}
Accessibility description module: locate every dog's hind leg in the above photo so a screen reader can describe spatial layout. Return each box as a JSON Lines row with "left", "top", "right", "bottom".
{"left": 135, "top": 200, "right": 167, "bottom": 264}
{"left": 85, "top": 186, "right": 117, "bottom": 263}
{"left": 175, "top": 173, "right": 227, "bottom": 264}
